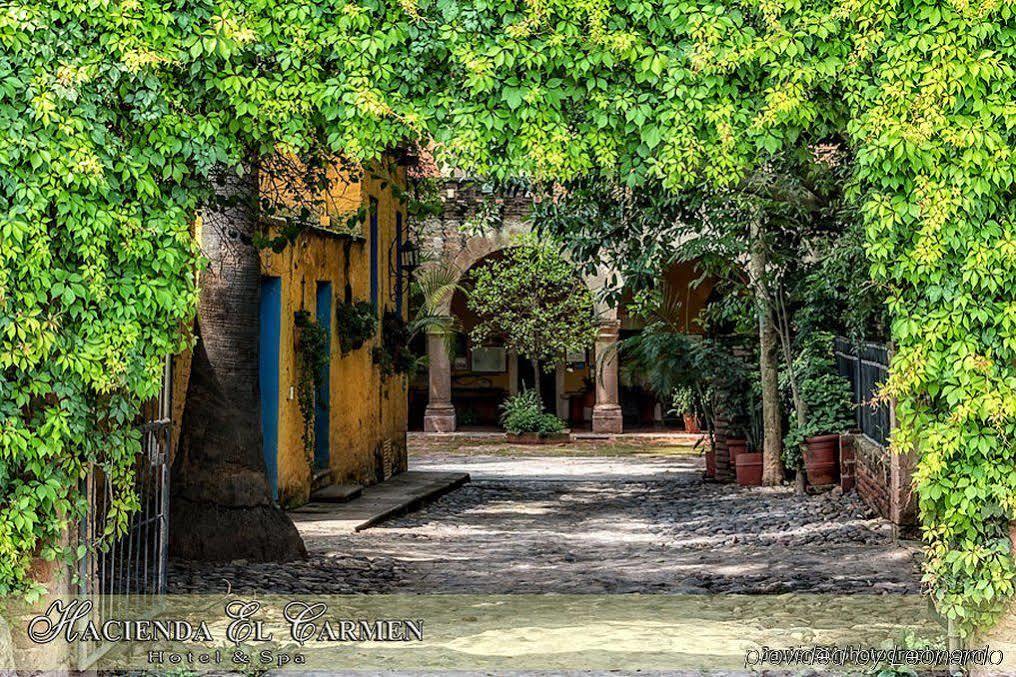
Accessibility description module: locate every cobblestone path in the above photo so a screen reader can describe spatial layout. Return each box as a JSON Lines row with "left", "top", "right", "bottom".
{"left": 169, "top": 438, "right": 922, "bottom": 596}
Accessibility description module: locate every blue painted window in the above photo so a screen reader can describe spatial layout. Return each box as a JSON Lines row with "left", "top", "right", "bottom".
{"left": 314, "top": 282, "right": 332, "bottom": 470}
{"left": 258, "top": 276, "right": 282, "bottom": 500}
{"left": 369, "top": 197, "right": 379, "bottom": 309}
{"left": 395, "top": 211, "right": 404, "bottom": 316}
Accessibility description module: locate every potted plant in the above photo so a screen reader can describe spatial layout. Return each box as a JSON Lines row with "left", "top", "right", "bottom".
{"left": 784, "top": 372, "right": 854, "bottom": 489}
{"left": 671, "top": 385, "right": 702, "bottom": 433}
{"left": 500, "top": 389, "right": 570, "bottom": 444}
{"left": 734, "top": 443, "right": 764, "bottom": 487}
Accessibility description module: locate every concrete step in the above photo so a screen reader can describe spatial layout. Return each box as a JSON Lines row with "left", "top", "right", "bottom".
{"left": 290, "top": 471, "right": 470, "bottom": 532}
{"left": 309, "top": 482, "right": 363, "bottom": 503}
{"left": 311, "top": 467, "right": 333, "bottom": 492}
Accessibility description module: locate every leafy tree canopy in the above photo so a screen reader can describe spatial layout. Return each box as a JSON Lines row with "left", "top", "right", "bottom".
{"left": 467, "top": 234, "right": 597, "bottom": 366}
{"left": 2, "top": 0, "right": 1013, "bottom": 637}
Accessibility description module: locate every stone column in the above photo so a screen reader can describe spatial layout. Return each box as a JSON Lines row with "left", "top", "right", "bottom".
{"left": 592, "top": 320, "right": 623, "bottom": 434}
{"left": 555, "top": 364, "right": 568, "bottom": 420}
{"left": 508, "top": 350, "right": 519, "bottom": 396}
{"left": 423, "top": 323, "right": 456, "bottom": 432}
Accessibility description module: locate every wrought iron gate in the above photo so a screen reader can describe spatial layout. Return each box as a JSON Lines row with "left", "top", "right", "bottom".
{"left": 78, "top": 358, "right": 172, "bottom": 666}
{"left": 834, "top": 337, "right": 892, "bottom": 447}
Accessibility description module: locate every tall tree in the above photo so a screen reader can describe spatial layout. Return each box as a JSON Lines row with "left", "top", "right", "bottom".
{"left": 466, "top": 235, "right": 597, "bottom": 393}
{"left": 169, "top": 164, "right": 305, "bottom": 561}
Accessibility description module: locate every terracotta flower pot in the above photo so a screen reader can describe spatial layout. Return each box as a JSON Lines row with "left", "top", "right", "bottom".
{"left": 727, "top": 438, "right": 747, "bottom": 466}
{"left": 735, "top": 451, "right": 764, "bottom": 487}
{"left": 804, "top": 434, "right": 840, "bottom": 488}
{"left": 705, "top": 448, "right": 716, "bottom": 478}
{"left": 682, "top": 413, "right": 701, "bottom": 434}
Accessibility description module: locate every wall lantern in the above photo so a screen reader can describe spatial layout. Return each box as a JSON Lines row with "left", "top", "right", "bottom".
{"left": 400, "top": 239, "right": 420, "bottom": 274}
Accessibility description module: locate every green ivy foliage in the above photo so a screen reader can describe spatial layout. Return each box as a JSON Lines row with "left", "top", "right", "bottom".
{"left": 3, "top": 0, "right": 1013, "bottom": 637}
{"left": 294, "top": 311, "right": 329, "bottom": 461}
{"left": 0, "top": 0, "right": 411, "bottom": 598}
{"left": 403, "top": 0, "right": 1015, "bottom": 634}
{"left": 336, "top": 301, "right": 378, "bottom": 353}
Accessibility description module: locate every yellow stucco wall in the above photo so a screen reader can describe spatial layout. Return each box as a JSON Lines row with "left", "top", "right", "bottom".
{"left": 260, "top": 162, "right": 409, "bottom": 507}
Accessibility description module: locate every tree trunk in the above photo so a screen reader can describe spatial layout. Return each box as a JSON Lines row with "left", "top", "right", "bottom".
{"left": 169, "top": 162, "right": 306, "bottom": 562}
{"left": 531, "top": 358, "right": 541, "bottom": 400}
{"left": 749, "top": 217, "right": 784, "bottom": 485}
{"left": 758, "top": 310, "right": 783, "bottom": 485}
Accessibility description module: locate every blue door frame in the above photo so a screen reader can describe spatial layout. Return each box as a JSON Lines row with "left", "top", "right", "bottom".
{"left": 313, "top": 282, "right": 332, "bottom": 470}
{"left": 395, "top": 211, "right": 404, "bottom": 316}
{"left": 258, "top": 276, "right": 282, "bottom": 500}
{"left": 369, "top": 197, "right": 379, "bottom": 307}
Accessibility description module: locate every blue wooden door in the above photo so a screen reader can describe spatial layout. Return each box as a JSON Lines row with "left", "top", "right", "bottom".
{"left": 258, "top": 276, "right": 282, "bottom": 500}
{"left": 314, "top": 282, "right": 332, "bottom": 470}
{"left": 369, "top": 197, "right": 379, "bottom": 307}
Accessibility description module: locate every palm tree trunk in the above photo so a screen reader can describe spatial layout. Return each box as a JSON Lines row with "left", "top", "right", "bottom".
{"left": 169, "top": 162, "right": 306, "bottom": 562}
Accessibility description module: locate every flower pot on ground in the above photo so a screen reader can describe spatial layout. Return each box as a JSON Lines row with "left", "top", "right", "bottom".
{"left": 671, "top": 385, "right": 704, "bottom": 434}
{"left": 735, "top": 451, "right": 763, "bottom": 487}
{"left": 704, "top": 447, "right": 716, "bottom": 479}
{"left": 727, "top": 437, "right": 747, "bottom": 467}
{"left": 682, "top": 413, "right": 701, "bottom": 434}
{"left": 782, "top": 368, "right": 855, "bottom": 492}
{"left": 803, "top": 434, "right": 840, "bottom": 488}
{"left": 500, "top": 389, "right": 569, "bottom": 443}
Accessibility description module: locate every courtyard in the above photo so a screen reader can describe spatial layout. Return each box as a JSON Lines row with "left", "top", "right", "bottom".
{"left": 168, "top": 435, "right": 922, "bottom": 597}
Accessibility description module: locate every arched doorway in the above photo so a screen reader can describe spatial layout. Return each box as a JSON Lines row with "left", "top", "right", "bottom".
{"left": 409, "top": 242, "right": 615, "bottom": 432}
{"left": 614, "top": 258, "right": 717, "bottom": 430}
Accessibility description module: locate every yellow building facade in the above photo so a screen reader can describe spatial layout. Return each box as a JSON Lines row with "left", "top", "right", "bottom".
{"left": 170, "top": 159, "right": 411, "bottom": 509}
{"left": 258, "top": 161, "right": 410, "bottom": 507}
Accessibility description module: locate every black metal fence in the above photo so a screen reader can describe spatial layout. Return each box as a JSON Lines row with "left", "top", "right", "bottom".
{"left": 834, "top": 337, "right": 892, "bottom": 447}
{"left": 78, "top": 358, "right": 171, "bottom": 666}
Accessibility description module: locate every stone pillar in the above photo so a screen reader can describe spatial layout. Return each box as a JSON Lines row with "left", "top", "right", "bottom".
{"left": 555, "top": 364, "right": 568, "bottom": 420}
{"left": 508, "top": 350, "right": 519, "bottom": 396}
{"left": 592, "top": 320, "right": 623, "bottom": 434}
{"left": 423, "top": 323, "right": 456, "bottom": 432}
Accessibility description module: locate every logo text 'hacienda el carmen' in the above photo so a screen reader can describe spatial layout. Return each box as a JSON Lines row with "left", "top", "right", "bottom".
{"left": 26, "top": 599, "right": 425, "bottom": 645}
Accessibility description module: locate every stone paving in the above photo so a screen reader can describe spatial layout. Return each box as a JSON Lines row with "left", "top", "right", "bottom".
{"left": 168, "top": 436, "right": 922, "bottom": 597}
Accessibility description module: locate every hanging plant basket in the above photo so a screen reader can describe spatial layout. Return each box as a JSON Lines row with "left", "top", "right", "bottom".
{"left": 335, "top": 300, "right": 377, "bottom": 353}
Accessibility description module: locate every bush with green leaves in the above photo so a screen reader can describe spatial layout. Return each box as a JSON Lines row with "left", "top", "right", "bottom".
{"left": 294, "top": 311, "right": 330, "bottom": 462}
{"left": 499, "top": 390, "right": 566, "bottom": 435}
{"left": 335, "top": 301, "right": 378, "bottom": 354}
{"left": 783, "top": 373, "right": 855, "bottom": 467}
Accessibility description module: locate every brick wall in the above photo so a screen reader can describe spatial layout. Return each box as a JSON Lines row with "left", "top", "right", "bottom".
{"left": 846, "top": 433, "right": 918, "bottom": 534}
{"left": 851, "top": 433, "right": 892, "bottom": 519}
{"left": 713, "top": 414, "right": 733, "bottom": 482}
{"left": 418, "top": 179, "right": 532, "bottom": 259}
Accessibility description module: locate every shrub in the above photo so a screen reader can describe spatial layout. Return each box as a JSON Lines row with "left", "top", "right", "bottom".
{"left": 500, "top": 389, "right": 566, "bottom": 435}
{"left": 335, "top": 300, "right": 377, "bottom": 353}
{"left": 783, "top": 372, "right": 855, "bottom": 466}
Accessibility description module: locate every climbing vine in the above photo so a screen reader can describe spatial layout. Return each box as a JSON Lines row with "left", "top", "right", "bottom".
{"left": 0, "top": 0, "right": 411, "bottom": 599}
{"left": 2, "top": 0, "right": 1013, "bottom": 639}
{"left": 395, "top": 0, "right": 1015, "bottom": 636}
{"left": 294, "top": 311, "right": 330, "bottom": 462}
{"left": 335, "top": 301, "right": 378, "bottom": 354}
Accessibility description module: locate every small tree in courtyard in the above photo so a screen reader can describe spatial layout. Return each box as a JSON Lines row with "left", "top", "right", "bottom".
{"left": 467, "top": 235, "right": 597, "bottom": 393}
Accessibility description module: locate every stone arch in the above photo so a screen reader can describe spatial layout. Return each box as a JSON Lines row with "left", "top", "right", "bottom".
{"left": 426, "top": 223, "right": 620, "bottom": 321}
{"left": 419, "top": 224, "right": 623, "bottom": 434}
